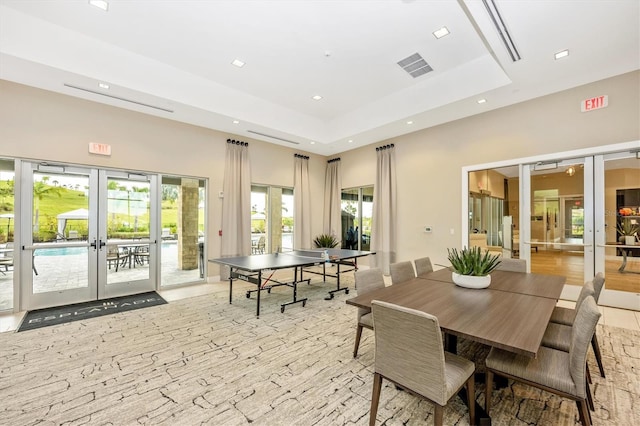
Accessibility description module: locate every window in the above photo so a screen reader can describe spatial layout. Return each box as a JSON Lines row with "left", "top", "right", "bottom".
{"left": 160, "top": 175, "right": 206, "bottom": 286}
{"left": 0, "top": 158, "right": 15, "bottom": 311}
{"left": 251, "top": 185, "right": 294, "bottom": 253}
{"left": 341, "top": 186, "right": 373, "bottom": 251}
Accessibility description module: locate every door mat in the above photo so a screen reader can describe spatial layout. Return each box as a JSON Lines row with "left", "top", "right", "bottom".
{"left": 17, "top": 291, "right": 167, "bottom": 332}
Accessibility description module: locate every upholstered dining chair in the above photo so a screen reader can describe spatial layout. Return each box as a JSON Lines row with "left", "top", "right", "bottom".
{"left": 413, "top": 256, "right": 433, "bottom": 277}
{"left": 389, "top": 261, "right": 415, "bottom": 285}
{"left": 369, "top": 300, "right": 475, "bottom": 426}
{"left": 495, "top": 258, "right": 526, "bottom": 273}
{"left": 485, "top": 296, "right": 601, "bottom": 426}
{"left": 549, "top": 273, "right": 606, "bottom": 378}
{"left": 353, "top": 268, "right": 386, "bottom": 358}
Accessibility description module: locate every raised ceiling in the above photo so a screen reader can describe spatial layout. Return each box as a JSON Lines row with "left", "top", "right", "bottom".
{"left": 1, "top": 0, "right": 638, "bottom": 155}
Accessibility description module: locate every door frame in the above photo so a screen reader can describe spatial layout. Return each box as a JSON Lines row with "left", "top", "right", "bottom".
{"left": 19, "top": 161, "right": 159, "bottom": 310}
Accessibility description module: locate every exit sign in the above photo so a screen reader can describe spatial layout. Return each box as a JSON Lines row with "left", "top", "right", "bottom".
{"left": 89, "top": 142, "right": 111, "bottom": 156}
{"left": 581, "top": 95, "right": 608, "bottom": 112}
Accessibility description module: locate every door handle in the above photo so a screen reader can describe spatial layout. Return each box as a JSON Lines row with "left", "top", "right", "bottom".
{"left": 90, "top": 239, "right": 97, "bottom": 249}
{"left": 99, "top": 239, "right": 106, "bottom": 248}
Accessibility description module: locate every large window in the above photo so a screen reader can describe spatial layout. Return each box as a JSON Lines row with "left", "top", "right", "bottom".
{"left": 251, "top": 185, "right": 294, "bottom": 253}
{"left": 160, "top": 176, "right": 206, "bottom": 287}
{"left": 341, "top": 186, "right": 373, "bottom": 251}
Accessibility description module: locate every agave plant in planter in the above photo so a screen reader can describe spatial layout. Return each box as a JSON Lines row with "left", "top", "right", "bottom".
{"left": 447, "top": 246, "right": 501, "bottom": 289}
{"left": 313, "top": 233, "right": 340, "bottom": 248}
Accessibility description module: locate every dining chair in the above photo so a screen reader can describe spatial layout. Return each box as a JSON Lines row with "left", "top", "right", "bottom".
{"left": 369, "top": 300, "right": 475, "bottom": 426}
{"left": 495, "top": 258, "right": 526, "bottom": 273}
{"left": 389, "top": 261, "right": 415, "bottom": 285}
{"left": 413, "top": 256, "right": 433, "bottom": 277}
{"left": 549, "top": 273, "right": 606, "bottom": 378}
{"left": 485, "top": 296, "right": 601, "bottom": 426}
{"left": 353, "top": 268, "right": 386, "bottom": 358}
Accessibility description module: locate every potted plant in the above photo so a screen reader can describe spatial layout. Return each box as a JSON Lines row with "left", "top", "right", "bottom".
{"left": 313, "top": 233, "right": 340, "bottom": 249}
{"left": 617, "top": 219, "right": 639, "bottom": 245}
{"left": 447, "top": 246, "right": 501, "bottom": 289}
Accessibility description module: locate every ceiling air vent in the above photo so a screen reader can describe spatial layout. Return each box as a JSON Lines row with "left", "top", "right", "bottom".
{"left": 397, "top": 53, "right": 433, "bottom": 78}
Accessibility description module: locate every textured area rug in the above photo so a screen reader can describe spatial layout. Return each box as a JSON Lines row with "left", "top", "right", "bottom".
{"left": 18, "top": 291, "right": 167, "bottom": 332}
{"left": 0, "top": 272, "right": 638, "bottom": 425}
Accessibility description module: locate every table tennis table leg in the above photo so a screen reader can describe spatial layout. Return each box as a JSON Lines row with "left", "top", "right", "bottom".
{"left": 256, "top": 270, "right": 262, "bottom": 317}
{"left": 325, "top": 261, "right": 351, "bottom": 300}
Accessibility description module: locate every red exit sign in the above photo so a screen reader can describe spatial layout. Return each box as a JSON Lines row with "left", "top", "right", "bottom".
{"left": 88, "top": 142, "right": 111, "bottom": 156}
{"left": 581, "top": 95, "right": 608, "bottom": 112}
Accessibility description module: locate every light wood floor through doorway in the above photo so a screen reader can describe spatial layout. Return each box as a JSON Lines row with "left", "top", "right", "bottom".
{"left": 529, "top": 249, "right": 639, "bottom": 293}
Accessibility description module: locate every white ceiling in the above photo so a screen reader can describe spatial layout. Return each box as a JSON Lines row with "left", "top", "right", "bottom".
{"left": 1, "top": 0, "right": 638, "bottom": 155}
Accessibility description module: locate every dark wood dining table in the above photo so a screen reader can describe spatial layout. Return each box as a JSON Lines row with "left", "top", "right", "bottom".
{"left": 346, "top": 269, "right": 565, "bottom": 357}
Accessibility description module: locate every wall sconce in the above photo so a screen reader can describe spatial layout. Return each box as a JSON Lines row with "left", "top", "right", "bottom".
{"left": 566, "top": 166, "right": 576, "bottom": 176}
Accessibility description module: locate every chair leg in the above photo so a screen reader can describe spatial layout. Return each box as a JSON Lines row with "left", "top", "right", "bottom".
{"left": 466, "top": 374, "right": 476, "bottom": 426}
{"left": 576, "top": 399, "right": 591, "bottom": 426}
{"left": 433, "top": 404, "right": 443, "bottom": 426}
{"left": 354, "top": 325, "right": 364, "bottom": 358}
{"left": 369, "top": 373, "right": 382, "bottom": 426}
{"left": 591, "top": 334, "right": 606, "bottom": 378}
{"left": 586, "top": 381, "right": 594, "bottom": 411}
{"left": 586, "top": 362, "right": 592, "bottom": 384}
{"left": 485, "top": 369, "right": 494, "bottom": 414}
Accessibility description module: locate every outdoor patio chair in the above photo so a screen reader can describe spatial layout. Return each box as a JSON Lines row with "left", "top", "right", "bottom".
{"left": 107, "top": 246, "right": 128, "bottom": 271}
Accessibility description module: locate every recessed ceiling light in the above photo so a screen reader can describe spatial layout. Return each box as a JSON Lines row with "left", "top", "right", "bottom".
{"left": 433, "top": 27, "right": 450, "bottom": 39}
{"left": 310, "top": 141, "right": 316, "bottom": 145}
{"left": 88, "top": 0, "right": 109, "bottom": 11}
{"left": 348, "top": 139, "right": 353, "bottom": 143}
{"left": 312, "top": 95, "right": 323, "bottom": 101}
{"left": 554, "top": 49, "right": 569, "bottom": 60}
{"left": 232, "top": 120, "right": 240, "bottom": 124}
{"left": 406, "top": 120, "right": 414, "bottom": 125}
{"left": 231, "top": 59, "right": 245, "bottom": 68}
{"left": 477, "top": 98, "right": 487, "bottom": 104}
{"left": 98, "top": 82, "right": 109, "bottom": 89}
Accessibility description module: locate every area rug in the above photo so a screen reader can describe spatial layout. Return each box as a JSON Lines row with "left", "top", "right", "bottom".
{"left": 17, "top": 291, "right": 167, "bottom": 332}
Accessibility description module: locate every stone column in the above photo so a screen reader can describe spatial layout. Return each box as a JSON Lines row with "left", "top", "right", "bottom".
{"left": 178, "top": 178, "right": 199, "bottom": 270}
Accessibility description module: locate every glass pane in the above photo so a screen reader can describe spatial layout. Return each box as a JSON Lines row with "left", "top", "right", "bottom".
{"left": 160, "top": 177, "right": 207, "bottom": 287}
{"left": 362, "top": 186, "right": 373, "bottom": 251}
{"left": 106, "top": 177, "right": 151, "bottom": 285}
{"left": 341, "top": 188, "right": 359, "bottom": 249}
{"left": 0, "top": 159, "right": 15, "bottom": 311}
{"left": 31, "top": 170, "right": 91, "bottom": 293}
{"left": 281, "top": 188, "right": 294, "bottom": 252}
{"left": 603, "top": 157, "right": 640, "bottom": 293}
{"left": 251, "top": 185, "right": 268, "bottom": 254}
{"left": 529, "top": 163, "right": 585, "bottom": 287}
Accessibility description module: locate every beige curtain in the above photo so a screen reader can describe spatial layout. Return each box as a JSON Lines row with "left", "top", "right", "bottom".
{"left": 371, "top": 144, "right": 397, "bottom": 274}
{"left": 294, "top": 154, "right": 312, "bottom": 249}
{"left": 323, "top": 158, "right": 342, "bottom": 239}
{"left": 221, "top": 140, "right": 251, "bottom": 277}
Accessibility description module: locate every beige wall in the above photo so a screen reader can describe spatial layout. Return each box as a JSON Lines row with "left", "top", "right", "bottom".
{"left": 1, "top": 70, "right": 639, "bottom": 274}
{"left": 0, "top": 81, "right": 326, "bottom": 276}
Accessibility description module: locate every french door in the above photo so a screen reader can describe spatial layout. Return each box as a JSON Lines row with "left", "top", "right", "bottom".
{"left": 20, "top": 162, "right": 158, "bottom": 310}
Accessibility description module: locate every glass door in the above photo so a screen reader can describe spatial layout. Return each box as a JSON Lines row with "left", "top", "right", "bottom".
{"left": 20, "top": 163, "right": 157, "bottom": 310}
{"left": 521, "top": 158, "right": 594, "bottom": 291}
{"left": 595, "top": 151, "right": 640, "bottom": 310}
{"left": 99, "top": 170, "right": 157, "bottom": 298}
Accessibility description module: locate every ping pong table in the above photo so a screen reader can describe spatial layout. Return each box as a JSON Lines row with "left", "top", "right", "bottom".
{"left": 209, "top": 248, "right": 374, "bottom": 317}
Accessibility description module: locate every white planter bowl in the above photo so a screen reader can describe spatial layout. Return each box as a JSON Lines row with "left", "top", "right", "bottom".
{"left": 452, "top": 272, "right": 491, "bottom": 289}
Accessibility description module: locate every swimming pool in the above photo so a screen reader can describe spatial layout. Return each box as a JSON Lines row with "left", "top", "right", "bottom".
{"left": 34, "top": 242, "right": 177, "bottom": 256}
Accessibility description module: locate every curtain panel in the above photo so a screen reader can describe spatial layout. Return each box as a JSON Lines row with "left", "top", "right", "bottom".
{"left": 371, "top": 144, "right": 397, "bottom": 274}
{"left": 323, "top": 158, "right": 342, "bottom": 240}
{"left": 221, "top": 140, "right": 252, "bottom": 278}
{"left": 294, "top": 154, "right": 312, "bottom": 249}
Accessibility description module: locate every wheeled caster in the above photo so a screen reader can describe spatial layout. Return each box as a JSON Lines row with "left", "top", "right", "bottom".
{"left": 280, "top": 306, "right": 285, "bottom": 313}
{"left": 345, "top": 288, "right": 349, "bottom": 294}
{"left": 246, "top": 292, "right": 251, "bottom": 298}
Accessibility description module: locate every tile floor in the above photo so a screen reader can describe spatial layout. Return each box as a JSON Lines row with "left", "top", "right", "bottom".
{"left": 1, "top": 280, "right": 639, "bottom": 333}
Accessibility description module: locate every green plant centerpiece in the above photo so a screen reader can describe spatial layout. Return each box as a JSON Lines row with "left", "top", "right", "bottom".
{"left": 447, "top": 246, "right": 501, "bottom": 289}
{"left": 313, "top": 233, "right": 340, "bottom": 248}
